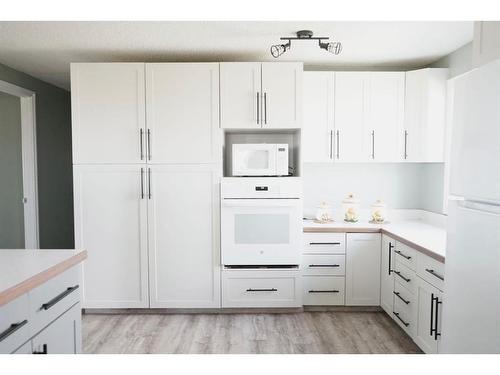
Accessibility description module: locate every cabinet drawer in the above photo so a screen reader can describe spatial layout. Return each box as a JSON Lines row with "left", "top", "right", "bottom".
{"left": 29, "top": 266, "right": 81, "bottom": 336}
{"left": 222, "top": 269, "right": 301, "bottom": 308}
{"left": 302, "top": 276, "right": 345, "bottom": 305}
{"left": 393, "top": 281, "right": 415, "bottom": 310}
{"left": 393, "top": 260, "right": 417, "bottom": 295}
{"left": 393, "top": 297, "right": 416, "bottom": 337}
{"left": 303, "top": 233, "right": 346, "bottom": 254}
{"left": 0, "top": 294, "right": 31, "bottom": 354}
{"left": 417, "top": 253, "right": 445, "bottom": 291}
{"left": 394, "top": 242, "right": 416, "bottom": 270}
{"left": 301, "top": 254, "right": 345, "bottom": 276}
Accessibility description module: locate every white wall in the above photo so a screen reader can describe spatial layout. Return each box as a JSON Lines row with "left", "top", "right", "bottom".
{"left": 302, "top": 163, "right": 444, "bottom": 218}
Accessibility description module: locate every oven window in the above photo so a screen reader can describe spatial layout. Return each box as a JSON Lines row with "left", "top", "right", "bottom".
{"left": 234, "top": 214, "right": 289, "bottom": 244}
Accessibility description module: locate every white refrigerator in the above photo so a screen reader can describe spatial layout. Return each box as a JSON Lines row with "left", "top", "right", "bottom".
{"left": 440, "top": 58, "right": 500, "bottom": 353}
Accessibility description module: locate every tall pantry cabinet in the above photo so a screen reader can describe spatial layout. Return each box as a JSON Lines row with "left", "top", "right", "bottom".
{"left": 71, "top": 63, "right": 222, "bottom": 309}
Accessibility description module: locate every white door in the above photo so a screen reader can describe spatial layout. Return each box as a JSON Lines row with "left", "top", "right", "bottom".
{"left": 368, "top": 72, "right": 405, "bottom": 162}
{"left": 380, "top": 235, "right": 395, "bottom": 315}
{"left": 220, "top": 62, "right": 262, "bottom": 129}
{"left": 147, "top": 165, "right": 221, "bottom": 308}
{"left": 73, "top": 165, "right": 149, "bottom": 308}
{"left": 145, "top": 63, "right": 221, "bottom": 164}
{"left": 31, "top": 303, "right": 82, "bottom": 354}
{"left": 415, "top": 278, "right": 442, "bottom": 354}
{"left": 71, "top": 63, "right": 146, "bottom": 164}
{"left": 449, "top": 60, "right": 500, "bottom": 203}
{"left": 261, "top": 62, "right": 303, "bottom": 129}
{"left": 345, "top": 233, "right": 381, "bottom": 305}
{"left": 404, "top": 70, "right": 424, "bottom": 162}
{"left": 302, "top": 72, "right": 335, "bottom": 162}
{"left": 334, "top": 72, "right": 369, "bottom": 162}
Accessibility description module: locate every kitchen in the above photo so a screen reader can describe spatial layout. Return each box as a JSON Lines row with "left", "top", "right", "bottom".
{"left": 0, "top": 10, "right": 499, "bottom": 371}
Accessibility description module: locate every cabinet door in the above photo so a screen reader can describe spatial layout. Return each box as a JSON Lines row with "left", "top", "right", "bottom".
{"left": 334, "top": 72, "right": 369, "bottom": 161}
{"left": 368, "top": 72, "right": 405, "bottom": 161}
{"left": 31, "top": 303, "right": 82, "bottom": 354}
{"left": 146, "top": 63, "right": 221, "bottom": 163}
{"left": 73, "top": 165, "right": 149, "bottom": 308}
{"left": 148, "top": 165, "right": 221, "bottom": 308}
{"left": 415, "top": 278, "right": 442, "bottom": 354}
{"left": 404, "top": 70, "right": 425, "bottom": 161}
{"left": 261, "top": 62, "right": 303, "bottom": 129}
{"left": 345, "top": 233, "right": 381, "bottom": 305}
{"left": 220, "top": 62, "right": 262, "bottom": 129}
{"left": 302, "top": 72, "right": 335, "bottom": 162}
{"left": 71, "top": 63, "right": 146, "bottom": 164}
{"left": 380, "top": 235, "right": 395, "bottom": 315}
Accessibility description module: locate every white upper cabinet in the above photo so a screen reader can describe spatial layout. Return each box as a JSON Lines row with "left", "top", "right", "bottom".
{"left": 367, "top": 72, "right": 405, "bottom": 162}
{"left": 404, "top": 68, "right": 448, "bottom": 162}
{"left": 73, "top": 165, "right": 149, "bottom": 308}
{"left": 147, "top": 164, "right": 221, "bottom": 308}
{"left": 220, "top": 63, "right": 261, "bottom": 129}
{"left": 334, "top": 72, "right": 368, "bottom": 162}
{"left": 473, "top": 21, "right": 500, "bottom": 68}
{"left": 146, "top": 63, "right": 221, "bottom": 164}
{"left": 302, "top": 72, "right": 335, "bottom": 163}
{"left": 220, "top": 62, "right": 303, "bottom": 129}
{"left": 71, "top": 63, "right": 146, "bottom": 164}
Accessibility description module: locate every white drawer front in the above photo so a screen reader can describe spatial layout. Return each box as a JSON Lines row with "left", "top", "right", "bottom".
{"left": 393, "top": 281, "right": 415, "bottom": 310}
{"left": 417, "top": 253, "right": 445, "bottom": 291}
{"left": 394, "top": 242, "right": 416, "bottom": 270}
{"left": 302, "top": 276, "right": 345, "bottom": 305}
{"left": 29, "top": 266, "right": 81, "bottom": 336}
{"left": 303, "top": 233, "right": 346, "bottom": 254}
{"left": 222, "top": 269, "right": 301, "bottom": 308}
{"left": 302, "top": 254, "right": 345, "bottom": 276}
{"left": 393, "top": 297, "right": 416, "bottom": 337}
{"left": 393, "top": 260, "right": 417, "bottom": 295}
{"left": 0, "top": 294, "right": 31, "bottom": 354}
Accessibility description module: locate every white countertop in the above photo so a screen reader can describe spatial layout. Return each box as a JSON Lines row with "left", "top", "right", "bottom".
{"left": 0, "top": 249, "right": 87, "bottom": 307}
{"left": 303, "top": 219, "right": 446, "bottom": 262}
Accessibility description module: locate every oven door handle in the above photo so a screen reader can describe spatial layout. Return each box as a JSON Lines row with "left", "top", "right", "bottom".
{"left": 222, "top": 199, "right": 300, "bottom": 208}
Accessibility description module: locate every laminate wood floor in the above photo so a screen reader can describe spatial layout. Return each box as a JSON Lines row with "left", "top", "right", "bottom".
{"left": 82, "top": 312, "right": 422, "bottom": 354}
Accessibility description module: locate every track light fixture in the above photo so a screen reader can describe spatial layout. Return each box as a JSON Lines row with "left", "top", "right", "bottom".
{"left": 270, "top": 30, "right": 342, "bottom": 58}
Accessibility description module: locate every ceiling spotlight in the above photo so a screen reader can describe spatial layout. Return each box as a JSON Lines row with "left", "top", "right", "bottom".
{"left": 270, "top": 30, "right": 342, "bottom": 58}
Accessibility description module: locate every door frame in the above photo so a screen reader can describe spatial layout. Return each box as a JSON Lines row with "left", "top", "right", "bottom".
{"left": 0, "top": 79, "right": 39, "bottom": 248}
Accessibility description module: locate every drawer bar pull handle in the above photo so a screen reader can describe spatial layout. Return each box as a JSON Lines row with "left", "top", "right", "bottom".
{"left": 308, "top": 264, "right": 340, "bottom": 268}
{"left": 309, "top": 242, "right": 341, "bottom": 245}
{"left": 394, "top": 271, "right": 411, "bottom": 283}
{"left": 308, "top": 290, "right": 339, "bottom": 294}
{"left": 0, "top": 319, "right": 28, "bottom": 343}
{"left": 393, "top": 291, "right": 410, "bottom": 305}
{"left": 41, "top": 285, "right": 79, "bottom": 311}
{"left": 425, "top": 268, "right": 444, "bottom": 281}
{"left": 394, "top": 250, "right": 412, "bottom": 260}
{"left": 246, "top": 288, "right": 277, "bottom": 292}
{"left": 393, "top": 312, "right": 410, "bottom": 327}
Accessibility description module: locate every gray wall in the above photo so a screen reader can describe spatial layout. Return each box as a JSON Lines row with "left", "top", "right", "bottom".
{"left": 0, "top": 92, "right": 24, "bottom": 248}
{"left": 0, "top": 62, "right": 74, "bottom": 249}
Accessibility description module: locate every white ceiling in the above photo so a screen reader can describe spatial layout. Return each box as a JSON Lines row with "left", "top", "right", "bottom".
{"left": 0, "top": 21, "right": 473, "bottom": 90}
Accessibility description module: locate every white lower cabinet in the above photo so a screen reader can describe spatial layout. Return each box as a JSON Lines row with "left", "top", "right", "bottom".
{"left": 415, "top": 277, "right": 443, "bottom": 354}
{"left": 148, "top": 164, "right": 221, "bottom": 308}
{"left": 380, "top": 235, "right": 395, "bottom": 315}
{"left": 12, "top": 341, "right": 32, "bottom": 354}
{"left": 345, "top": 233, "right": 381, "bottom": 305}
{"left": 222, "top": 269, "right": 301, "bottom": 308}
{"left": 302, "top": 276, "right": 345, "bottom": 305}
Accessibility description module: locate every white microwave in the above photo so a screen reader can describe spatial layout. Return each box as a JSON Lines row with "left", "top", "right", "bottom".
{"left": 232, "top": 143, "right": 289, "bottom": 177}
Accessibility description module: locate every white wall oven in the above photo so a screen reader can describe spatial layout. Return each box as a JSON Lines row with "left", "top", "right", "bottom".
{"left": 221, "top": 178, "right": 302, "bottom": 266}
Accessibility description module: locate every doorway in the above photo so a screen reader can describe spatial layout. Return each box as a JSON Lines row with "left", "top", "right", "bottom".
{"left": 0, "top": 80, "right": 39, "bottom": 248}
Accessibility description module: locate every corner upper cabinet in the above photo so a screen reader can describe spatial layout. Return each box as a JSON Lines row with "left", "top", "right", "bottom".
{"left": 146, "top": 63, "right": 221, "bottom": 164}
{"left": 71, "top": 63, "right": 146, "bottom": 164}
{"left": 220, "top": 62, "right": 302, "bottom": 129}
{"left": 302, "top": 72, "right": 335, "bottom": 162}
{"left": 404, "top": 68, "right": 448, "bottom": 162}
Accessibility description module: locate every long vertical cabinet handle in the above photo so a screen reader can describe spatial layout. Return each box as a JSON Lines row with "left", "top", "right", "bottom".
{"left": 140, "top": 168, "right": 145, "bottom": 199}
{"left": 147, "top": 129, "right": 152, "bottom": 160}
{"left": 147, "top": 168, "right": 152, "bottom": 199}
{"left": 388, "top": 242, "right": 394, "bottom": 275}
{"left": 329, "top": 130, "right": 333, "bottom": 159}
{"left": 430, "top": 293, "right": 435, "bottom": 336}
{"left": 434, "top": 296, "right": 442, "bottom": 340}
{"left": 336, "top": 130, "right": 340, "bottom": 159}
{"left": 264, "top": 92, "right": 267, "bottom": 125}
{"left": 140, "top": 129, "right": 144, "bottom": 160}
{"left": 256, "top": 92, "right": 260, "bottom": 125}
{"left": 404, "top": 130, "right": 408, "bottom": 159}
{"left": 371, "top": 130, "right": 375, "bottom": 159}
